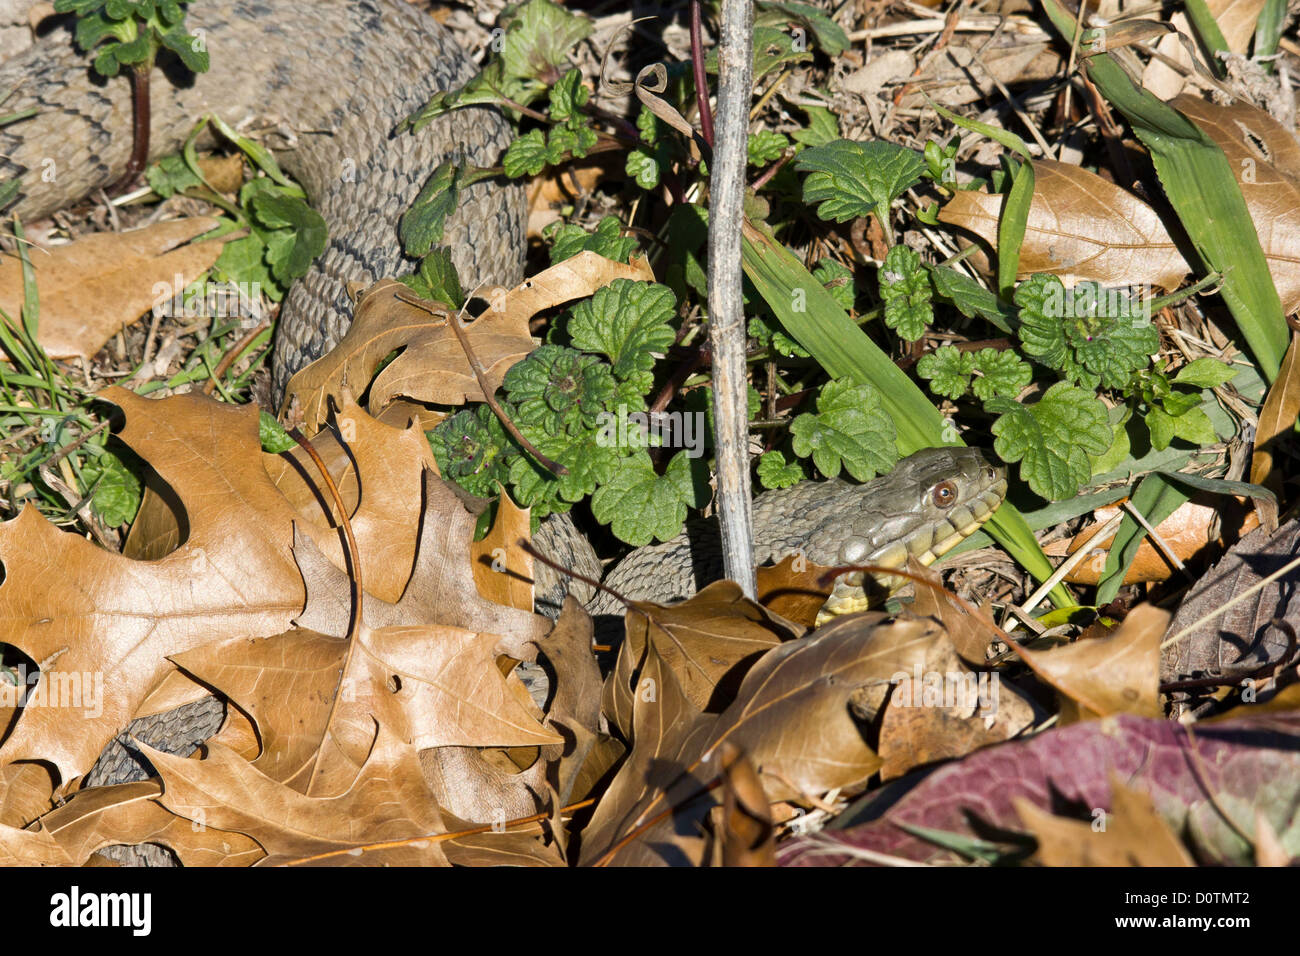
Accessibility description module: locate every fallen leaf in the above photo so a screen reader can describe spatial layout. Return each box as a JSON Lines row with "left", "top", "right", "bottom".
{"left": 1162, "top": 516, "right": 1300, "bottom": 683}
{"left": 146, "top": 723, "right": 453, "bottom": 867}
{"left": 1250, "top": 330, "right": 1300, "bottom": 490}
{"left": 778, "top": 711, "right": 1300, "bottom": 866}
{"left": 938, "top": 159, "right": 1190, "bottom": 290}
{"left": 1014, "top": 775, "right": 1195, "bottom": 866}
{"left": 0, "top": 389, "right": 304, "bottom": 783}
{"left": 283, "top": 252, "right": 655, "bottom": 430}
{"left": 0, "top": 218, "right": 228, "bottom": 359}
{"left": 1011, "top": 604, "right": 1168, "bottom": 721}
{"left": 39, "top": 780, "right": 264, "bottom": 866}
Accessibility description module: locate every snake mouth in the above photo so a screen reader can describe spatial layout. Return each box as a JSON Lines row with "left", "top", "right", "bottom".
{"left": 815, "top": 474, "right": 1008, "bottom": 623}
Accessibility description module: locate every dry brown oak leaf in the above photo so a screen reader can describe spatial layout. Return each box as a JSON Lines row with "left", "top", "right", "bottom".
{"left": 940, "top": 97, "right": 1300, "bottom": 311}
{"left": 144, "top": 722, "right": 457, "bottom": 866}
{"left": 284, "top": 250, "right": 655, "bottom": 430}
{"left": 156, "top": 468, "right": 555, "bottom": 799}
{"left": 0, "top": 387, "right": 312, "bottom": 784}
{"left": 581, "top": 612, "right": 945, "bottom": 866}
{"left": 938, "top": 158, "right": 1191, "bottom": 291}
{"left": 0, "top": 218, "right": 228, "bottom": 360}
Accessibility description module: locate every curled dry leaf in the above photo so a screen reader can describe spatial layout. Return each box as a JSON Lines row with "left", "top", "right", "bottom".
{"left": 1142, "top": 0, "right": 1266, "bottom": 100}
{"left": 0, "top": 217, "right": 230, "bottom": 359}
{"left": 1009, "top": 603, "right": 1168, "bottom": 722}
{"left": 715, "top": 742, "right": 775, "bottom": 867}
{"left": 1051, "top": 499, "right": 1258, "bottom": 587}
{"left": 938, "top": 159, "right": 1191, "bottom": 290}
{"left": 1250, "top": 331, "right": 1300, "bottom": 491}
{"left": 1162, "top": 516, "right": 1300, "bottom": 683}
{"left": 39, "top": 780, "right": 264, "bottom": 866}
{"left": 283, "top": 251, "right": 655, "bottom": 430}
{"left": 602, "top": 580, "right": 803, "bottom": 739}
{"left": 877, "top": 635, "right": 1039, "bottom": 780}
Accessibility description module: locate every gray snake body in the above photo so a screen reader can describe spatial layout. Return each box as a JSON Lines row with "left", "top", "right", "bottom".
{"left": 0, "top": 2, "right": 1008, "bottom": 864}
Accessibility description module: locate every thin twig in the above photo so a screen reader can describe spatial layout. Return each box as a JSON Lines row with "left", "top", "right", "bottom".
{"left": 393, "top": 289, "right": 568, "bottom": 478}
{"left": 202, "top": 319, "right": 270, "bottom": 395}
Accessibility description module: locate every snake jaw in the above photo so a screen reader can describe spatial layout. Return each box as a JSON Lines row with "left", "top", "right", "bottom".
{"left": 813, "top": 456, "right": 1007, "bottom": 625}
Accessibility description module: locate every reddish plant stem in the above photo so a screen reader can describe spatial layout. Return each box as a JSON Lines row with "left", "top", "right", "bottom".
{"left": 690, "top": 0, "right": 715, "bottom": 151}
{"left": 113, "top": 62, "right": 152, "bottom": 193}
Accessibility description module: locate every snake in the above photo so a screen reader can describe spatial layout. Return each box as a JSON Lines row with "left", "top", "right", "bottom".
{"left": 0, "top": 1, "right": 1008, "bottom": 862}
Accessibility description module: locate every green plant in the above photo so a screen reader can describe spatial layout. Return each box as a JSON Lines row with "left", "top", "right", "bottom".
{"left": 53, "top": 0, "right": 209, "bottom": 187}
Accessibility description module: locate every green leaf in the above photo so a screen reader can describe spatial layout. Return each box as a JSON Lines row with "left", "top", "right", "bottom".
{"left": 1172, "top": 357, "right": 1239, "bottom": 388}
{"left": 1016, "top": 275, "right": 1158, "bottom": 389}
{"left": 400, "top": 162, "right": 459, "bottom": 256}
{"left": 395, "top": 249, "right": 464, "bottom": 308}
{"left": 796, "top": 139, "right": 926, "bottom": 224}
{"left": 503, "top": 344, "right": 615, "bottom": 433}
{"left": 590, "top": 450, "right": 705, "bottom": 546}
{"left": 429, "top": 404, "right": 515, "bottom": 501}
{"left": 547, "top": 215, "right": 640, "bottom": 265}
{"left": 969, "top": 348, "right": 1032, "bottom": 401}
{"left": 757, "top": 1, "right": 850, "bottom": 55}
{"left": 625, "top": 148, "right": 661, "bottom": 189}
{"left": 917, "top": 345, "right": 973, "bottom": 400}
{"left": 1169, "top": 405, "right": 1219, "bottom": 445}
{"left": 748, "top": 129, "right": 790, "bottom": 166}
{"left": 878, "top": 245, "right": 931, "bottom": 341}
{"left": 757, "top": 450, "right": 806, "bottom": 490}
{"left": 549, "top": 67, "right": 589, "bottom": 121}
{"left": 708, "top": 25, "right": 813, "bottom": 81}
{"left": 503, "top": 128, "right": 554, "bottom": 178}
{"left": 159, "top": 25, "right": 207, "bottom": 72}
{"left": 928, "top": 265, "right": 1016, "bottom": 334}
{"left": 567, "top": 280, "right": 676, "bottom": 383}
{"left": 259, "top": 411, "right": 296, "bottom": 453}
{"left": 997, "top": 159, "right": 1034, "bottom": 298}
{"left": 509, "top": 427, "right": 620, "bottom": 514}
{"left": 988, "top": 382, "right": 1111, "bottom": 500}
{"left": 145, "top": 153, "right": 203, "bottom": 199}
{"left": 213, "top": 234, "right": 279, "bottom": 301}
{"left": 791, "top": 104, "right": 839, "bottom": 148}
{"left": 248, "top": 191, "right": 327, "bottom": 284}
{"left": 500, "top": 0, "right": 593, "bottom": 85}
{"left": 812, "top": 257, "right": 856, "bottom": 313}
{"left": 790, "top": 378, "right": 898, "bottom": 481}
{"left": 81, "top": 448, "right": 142, "bottom": 527}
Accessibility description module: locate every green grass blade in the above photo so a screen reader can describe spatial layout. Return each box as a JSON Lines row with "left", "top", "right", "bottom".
{"left": 741, "top": 219, "right": 1072, "bottom": 608}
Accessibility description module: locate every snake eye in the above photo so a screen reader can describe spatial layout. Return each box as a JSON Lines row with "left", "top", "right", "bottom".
{"left": 931, "top": 480, "right": 958, "bottom": 508}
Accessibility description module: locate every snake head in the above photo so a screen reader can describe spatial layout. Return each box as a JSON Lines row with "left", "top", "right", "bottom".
{"left": 816, "top": 447, "right": 1007, "bottom": 620}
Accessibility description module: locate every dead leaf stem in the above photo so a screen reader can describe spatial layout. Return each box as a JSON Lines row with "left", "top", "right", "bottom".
{"left": 392, "top": 289, "right": 568, "bottom": 478}
{"left": 289, "top": 425, "right": 365, "bottom": 796}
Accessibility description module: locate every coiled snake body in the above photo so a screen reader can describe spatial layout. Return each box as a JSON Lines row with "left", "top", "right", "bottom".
{"left": 0, "top": 2, "right": 1008, "bottom": 862}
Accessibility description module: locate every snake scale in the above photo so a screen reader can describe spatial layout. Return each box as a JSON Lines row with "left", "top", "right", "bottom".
{"left": 0, "top": 1, "right": 1008, "bottom": 863}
